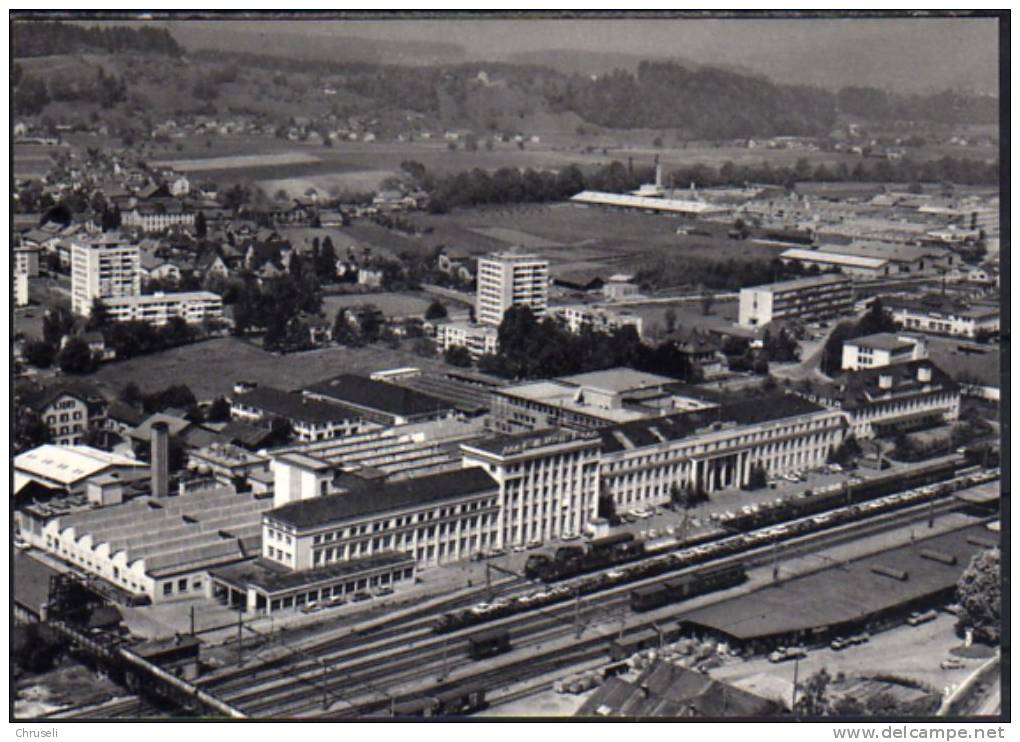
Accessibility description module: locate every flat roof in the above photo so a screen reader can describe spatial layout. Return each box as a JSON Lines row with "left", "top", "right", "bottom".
{"left": 680, "top": 523, "right": 993, "bottom": 641}
{"left": 745, "top": 273, "right": 852, "bottom": 294}
{"left": 570, "top": 190, "right": 727, "bottom": 215}
{"left": 559, "top": 368, "right": 678, "bottom": 395}
{"left": 847, "top": 333, "right": 918, "bottom": 352}
{"left": 780, "top": 248, "right": 890, "bottom": 269}
{"left": 305, "top": 374, "right": 452, "bottom": 419}
{"left": 210, "top": 552, "right": 414, "bottom": 595}
{"left": 462, "top": 428, "right": 600, "bottom": 458}
{"left": 233, "top": 386, "right": 356, "bottom": 425}
{"left": 107, "top": 291, "right": 220, "bottom": 306}
{"left": 15, "top": 445, "right": 147, "bottom": 487}
{"left": 267, "top": 467, "right": 498, "bottom": 530}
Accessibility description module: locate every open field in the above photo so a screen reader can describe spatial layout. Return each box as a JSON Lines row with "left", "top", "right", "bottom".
{"left": 151, "top": 150, "right": 321, "bottom": 173}
{"left": 91, "top": 336, "right": 447, "bottom": 400}
{"left": 321, "top": 291, "right": 433, "bottom": 319}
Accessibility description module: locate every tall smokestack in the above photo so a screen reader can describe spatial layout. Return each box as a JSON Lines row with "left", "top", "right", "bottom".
{"left": 151, "top": 422, "right": 169, "bottom": 499}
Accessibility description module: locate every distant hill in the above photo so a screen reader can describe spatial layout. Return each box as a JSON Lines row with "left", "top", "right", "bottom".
{"left": 169, "top": 23, "right": 466, "bottom": 67}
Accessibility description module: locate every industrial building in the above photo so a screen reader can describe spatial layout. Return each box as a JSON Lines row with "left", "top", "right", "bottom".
{"left": 15, "top": 444, "right": 148, "bottom": 499}
{"left": 460, "top": 429, "right": 602, "bottom": 546}
{"left": 489, "top": 367, "right": 715, "bottom": 434}
{"left": 738, "top": 274, "right": 854, "bottom": 328}
{"left": 842, "top": 333, "right": 928, "bottom": 371}
{"left": 569, "top": 190, "right": 730, "bottom": 218}
{"left": 304, "top": 374, "right": 454, "bottom": 427}
{"left": 229, "top": 386, "right": 368, "bottom": 442}
{"left": 70, "top": 234, "right": 141, "bottom": 317}
{"left": 475, "top": 250, "right": 549, "bottom": 326}
{"left": 597, "top": 394, "right": 846, "bottom": 507}
{"left": 38, "top": 487, "right": 270, "bottom": 604}
{"left": 778, "top": 248, "right": 892, "bottom": 279}
{"left": 799, "top": 359, "right": 960, "bottom": 440}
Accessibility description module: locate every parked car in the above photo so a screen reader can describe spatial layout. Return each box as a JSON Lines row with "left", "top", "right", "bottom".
{"left": 301, "top": 601, "right": 322, "bottom": 614}
{"left": 375, "top": 587, "right": 393, "bottom": 597}
{"left": 940, "top": 658, "right": 965, "bottom": 670}
{"left": 352, "top": 591, "right": 372, "bottom": 602}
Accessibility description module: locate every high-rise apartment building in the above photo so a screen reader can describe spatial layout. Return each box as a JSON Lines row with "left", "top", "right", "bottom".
{"left": 475, "top": 250, "right": 549, "bottom": 326}
{"left": 70, "top": 234, "right": 141, "bottom": 317}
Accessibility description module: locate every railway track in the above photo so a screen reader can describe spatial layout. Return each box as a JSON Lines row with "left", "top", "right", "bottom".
{"left": 203, "top": 479, "right": 992, "bottom": 717}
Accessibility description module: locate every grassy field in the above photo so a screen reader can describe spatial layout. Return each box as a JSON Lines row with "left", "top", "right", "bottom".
{"left": 321, "top": 291, "right": 433, "bottom": 320}
{"left": 151, "top": 150, "right": 322, "bottom": 173}
{"left": 91, "top": 336, "right": 447, "bottom": 400}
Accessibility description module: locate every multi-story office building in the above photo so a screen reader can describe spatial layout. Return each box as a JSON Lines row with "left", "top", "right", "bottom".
{"left": 598, "top": 395, "right": 847, "bottom": 509}
{"left": 841, "top": 333, "right": 927, "bottom": 371}
{"left": 476, "top": 251, "right": 549, "bottom": 326}
{"left": 103, "top": 291, "right": 224, "bottom": 326}
{"left": 738, "top": 274, "right": 853, "bottom": 328}
{"left": 434, "top": 320, "right": 500, "bottom": 360}
{"left": 262, "top": 467, "right": 500, "bottom": 573}
{"left": 70, "top": 234, "right": 141, "bottom": 316}
{"left": 460, "top": 429, "right": 602, "bottom": 547}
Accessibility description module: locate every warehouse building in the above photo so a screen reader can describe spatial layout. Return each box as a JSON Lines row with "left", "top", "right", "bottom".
{"left": 885, "top": 296, "right": 1000, "bottom": 339}
{"left": 569, "top": 191, "right": 731, "bottom": 218}
{"left": 738, "top": 274, "right": 854, "bottom": 328}
{"left": 778, "top": 248, "right": 892, "bottom": 279}
{"left": 37, "top": 488, "right": 271, "bottom": 604}
{"left": 304, "top": 374, "right": 454, "bottom": 426}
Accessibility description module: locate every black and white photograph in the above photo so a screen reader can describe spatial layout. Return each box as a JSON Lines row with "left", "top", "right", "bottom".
{"left": 9, "top": 10, "right": 1007, "bottom": 730}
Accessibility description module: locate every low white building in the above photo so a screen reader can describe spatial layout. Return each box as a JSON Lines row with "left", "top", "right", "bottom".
{"left": 554, "top": 304, "right": 644, "bottom": 339}
{"left": 14, "top": 269, "right": 29, "bottom": 307}
{"left": 887, "top": 297, "right": 999, "bottom": 339}
{"left": 433, "top": 320, "right": 499, "bottom": 359}
{"left": 841, "top": 333, "right": 927, "bottom": 371}
{"left": 104, "top": 291, "right": 224, "bottom": 326}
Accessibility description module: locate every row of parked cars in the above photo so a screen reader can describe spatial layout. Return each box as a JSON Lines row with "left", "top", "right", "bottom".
{"left": 300, "top": 587, "right": 393, "bottom": 614}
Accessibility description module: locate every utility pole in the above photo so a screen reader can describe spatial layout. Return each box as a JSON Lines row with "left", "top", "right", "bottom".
{"left": 236, "top": 608, "right": 243, "bottom": 666}
{"left": 574, "top": 588, "right": 582, "bottom": 639}
{"left": 320, "top": 658, "right": 329, "bottom": 710}
{"left": 791, "top": 657, "right": 800, "bottom": 712}
{"left": 190, "top": 605, "right": 195, "bottom": 636}
{"left": 438, "top": 636, "right": 448, "bottom": 680}
{"left": 928, "top": 491, "right": 936, "bottom": 529}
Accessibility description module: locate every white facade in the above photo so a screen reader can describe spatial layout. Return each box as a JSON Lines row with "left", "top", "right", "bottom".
{"left": 476, "top": 251, "right": 549, "bottom": 326}
{"left": 271, "top": 453, "right": 335, "bottom": 508}
{"left": 121, "top": 209, "right": 195, "bottom": 233}
{"left": 891, "top": 304, "right": 1000, "bottom": 339}
{"left": 738, "top": 274, "right": 854, "bottom": 327}
{"left": 841, "top": 334, "right": 927, "bottom": 371}
{"left": 460, "top": 430, "right": 601, "bottom": 547}
{"left": 434, "top": 320, "right": 499, "bottom": 359}
{"left": 554, "top": 304, "right": 644, "bottom": 338}
{"left": 70, "top": 236, "right": 141, "bottom": 317}
{"left": 14, "top": 269, "right": 29, "bottom": 307}
{"left": 104, "top": 291, "right": 223, "bottom": 326}
{"left": 15, "top": 246, "right": 41, "bottom": 277}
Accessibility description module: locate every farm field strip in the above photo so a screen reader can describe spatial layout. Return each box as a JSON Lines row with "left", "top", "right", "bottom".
{"left": 151, "top": 151, "right": 322, "bottom": 172}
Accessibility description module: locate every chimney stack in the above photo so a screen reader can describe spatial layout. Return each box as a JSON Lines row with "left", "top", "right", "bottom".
{"left": 151, "top": 422, "right": 170, "bottom": 499}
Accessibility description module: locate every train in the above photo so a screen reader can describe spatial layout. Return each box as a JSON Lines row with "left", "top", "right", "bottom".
{"left": 629, "top": 563, "right": 747, "bottom": 612}
{"left": 431, "top": 456, "right": 976, "bottom": 636}
{"left": 467, "top": 628, "right": 512, "bottom": 660}
{"left": 391, "top": 682, "right": 488, "bottom": 717}
{"left": 525, "top": 533, "right": 645, "bottom": 583}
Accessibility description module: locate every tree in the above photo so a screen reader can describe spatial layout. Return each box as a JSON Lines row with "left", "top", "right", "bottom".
{"left": 664, "top": 307, "right": 678, "bottom": 333}
{"left": 195, "top": 210, "right": 207, "bottom": 239}
{"left": 794, "top": 668, "right": 832, "bottom": 717}
{"left": 957, "top": 548, "right": 1001, "bottom": 644}
{"left": 597, "top": 483, "right": 617, "bottom": 522}
{"left": 206, "top": 397, "right": 231, "bottom": 422}
{"left": 744, "top": 464, "right": 768, "bottom": 491}
{"left": 56, "top": 337, "right": 98, "bottom": 374}
{"left": 23, "top": 340, "right": 56, "bottom": 368}
{"left": 15, "top": 404, "right": 52, "bottom": 453}
{"left": 120, "top": 382, "right": 143, "bottom": 406}
{"left": 444, "top": 345, "right": 473, "bottom": 368}
{"left": 86, "top": 298, "right": 110, "bottom": 331}
{"left": 424, "top": 299, "right": 448, "bottom": 320}
{"left": 701, "top": 292, "right": 715, "bottom": 316}
{"left": 43, "top": 307, "right": 76, "bottom": 346}
{"left": 828, "top": 435, "right": 861, "bottom": 466}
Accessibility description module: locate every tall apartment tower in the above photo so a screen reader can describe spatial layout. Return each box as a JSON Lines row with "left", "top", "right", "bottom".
{"left": 475, "top": 250, "right": 549, "bottom": 327}
{"left": 70, "top": 234, "right": 141, "bottom": 317}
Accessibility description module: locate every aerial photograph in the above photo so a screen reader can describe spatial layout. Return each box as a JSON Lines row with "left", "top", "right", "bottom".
{"left": 10, "top": 11, "right": 1005, "bottom": 727}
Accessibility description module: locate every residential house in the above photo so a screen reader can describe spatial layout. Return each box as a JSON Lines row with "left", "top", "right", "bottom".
{"left": 20, "top": 382, "right": 108, "bottom": 446}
